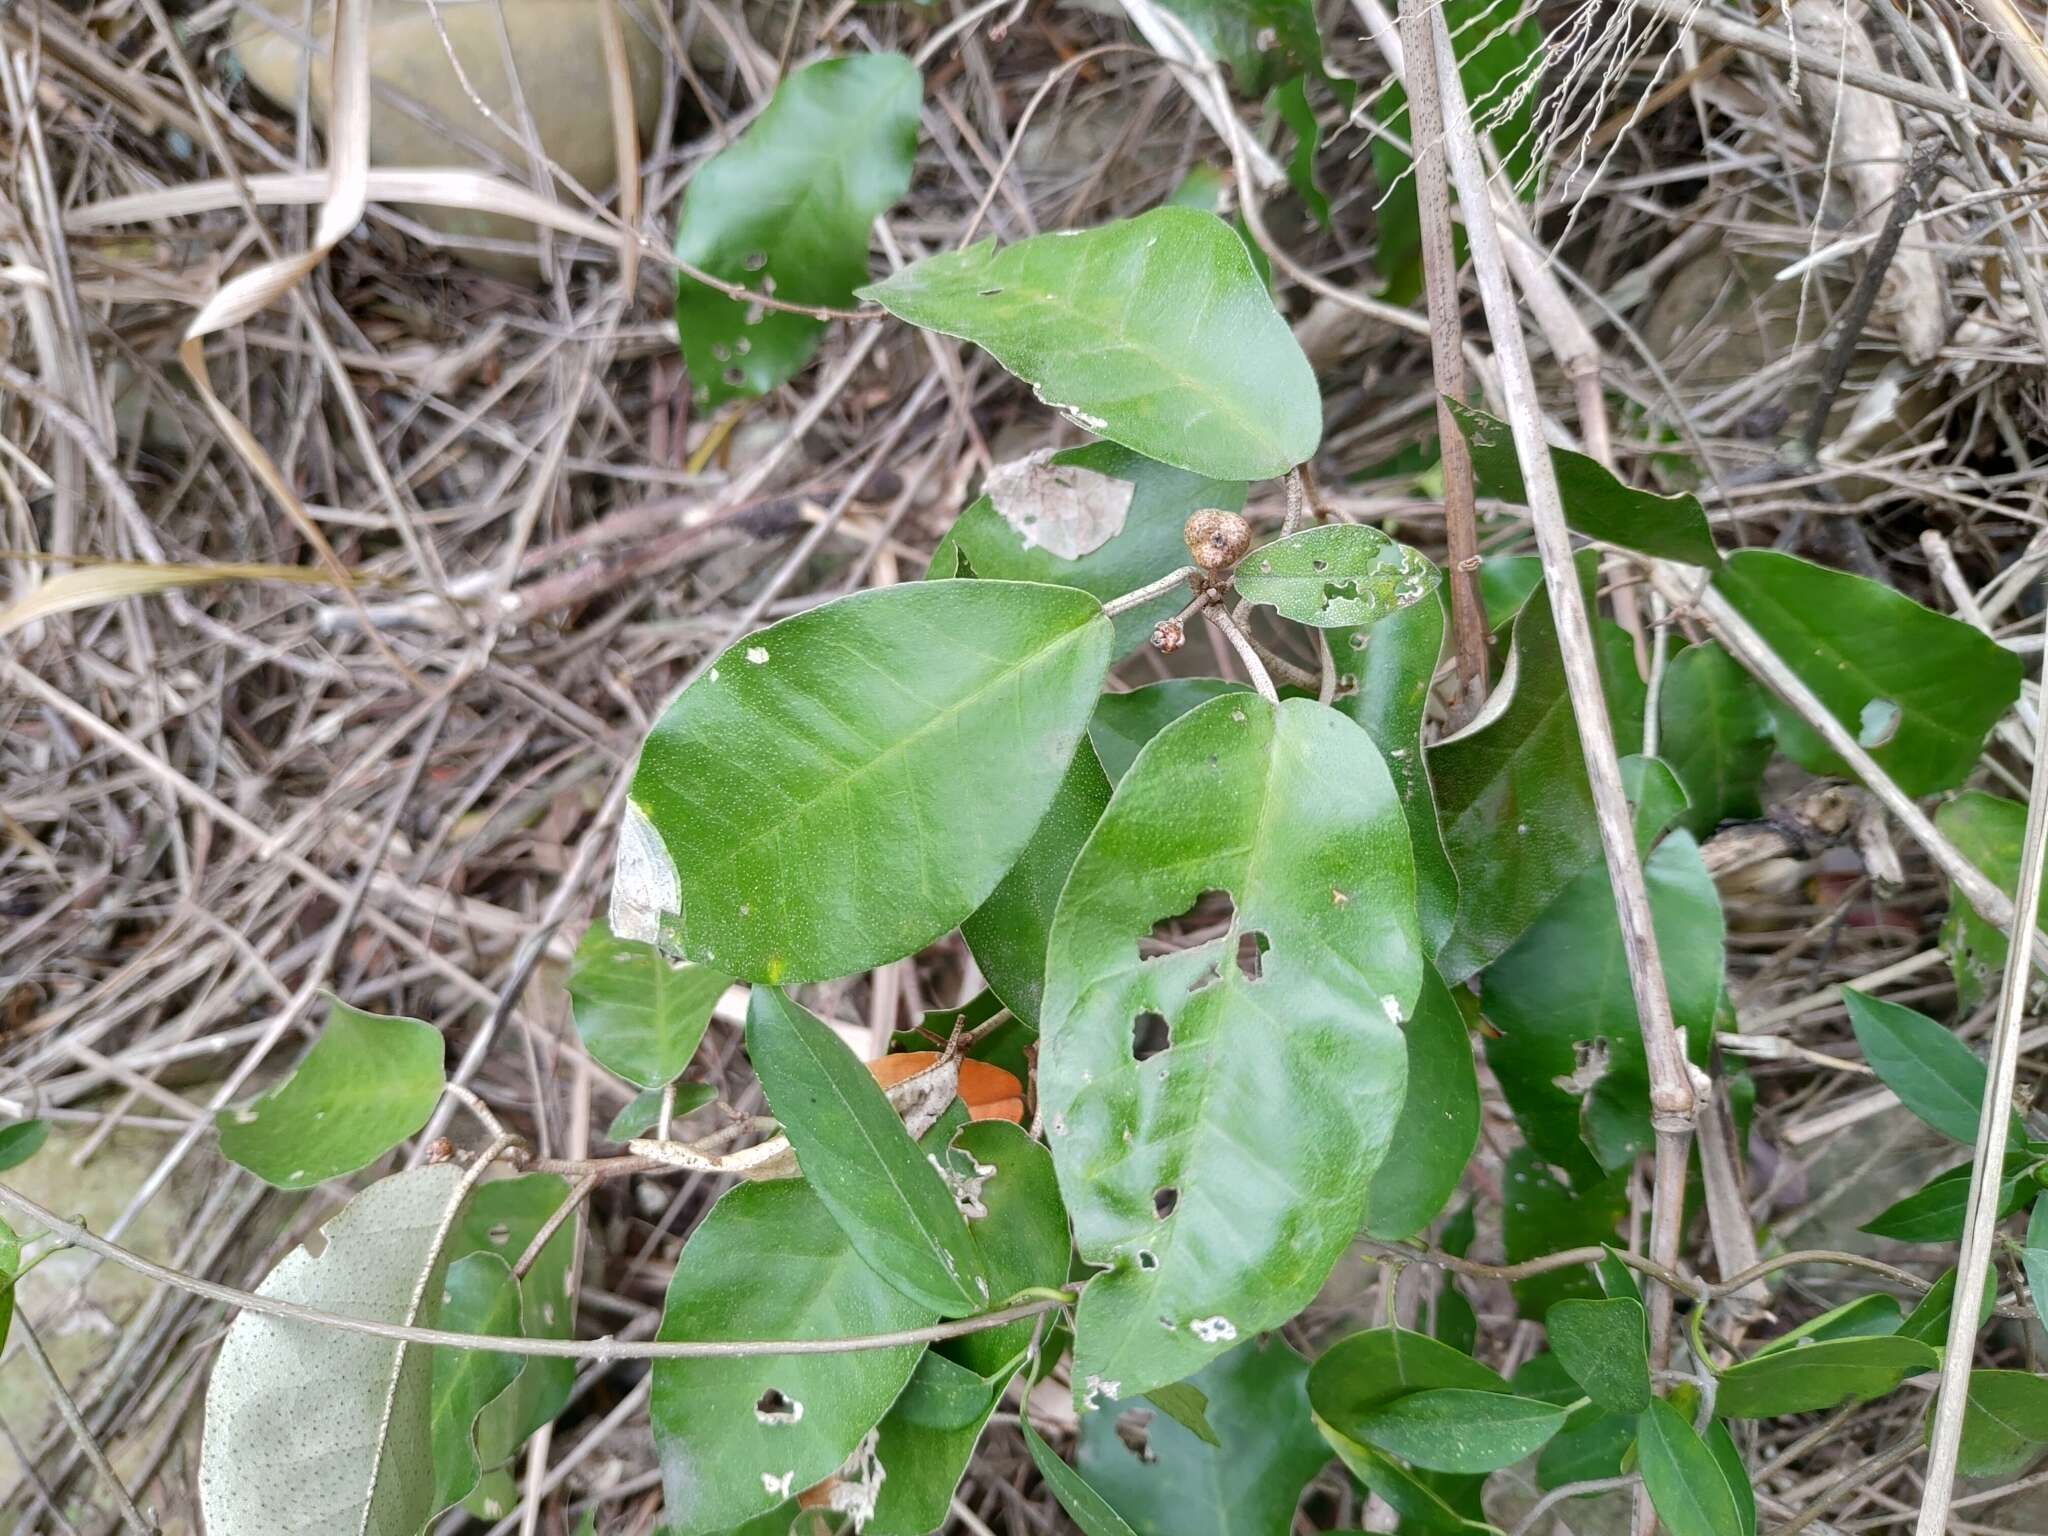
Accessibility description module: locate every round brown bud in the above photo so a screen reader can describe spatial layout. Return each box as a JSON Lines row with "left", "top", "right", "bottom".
{"left": 1152, "top": 617, "right": 1186, "bottom": 654}
{"left": 423, "top": 1137, "right": 455, "bottom": 1165}
{"left": 1184, "top": 509, "right": 1252, "bottom": 571}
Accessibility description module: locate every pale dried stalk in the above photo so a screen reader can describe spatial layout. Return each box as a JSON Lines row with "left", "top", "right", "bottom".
{"left": 1427, "top": 10, "right": 1697, "bottom": 1370}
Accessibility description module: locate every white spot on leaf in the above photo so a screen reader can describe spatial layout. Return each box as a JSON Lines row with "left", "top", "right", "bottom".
{"left": 985, "top": 448, "right": 1135, "bottom": 560}
{"left": 1190, "top": 1315, "right": 1237, "bottom": 1343}
{"left": 745, "top": 646, "right": 769, "bottom": 665}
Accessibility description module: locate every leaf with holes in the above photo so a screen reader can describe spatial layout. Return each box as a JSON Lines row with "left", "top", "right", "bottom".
{"left": 216, "top": 996, "right": 445, "bottom": 1190}
{"left": 860, "top": 208, "right": 1320, "bottom": 480}
{"left": 1636, "top": 1398, "right": 1745, "bottom": 1536}
{"left": 1450, "top": 403, "right": 1720, "bottom": 567}
{"left": 931, "top": 442, "right": 1246, "bottom": 656}
{"left": 1041, "top": 693, "right": 1422, "bottom": 1400}
{"left": 1844, "top": 987, "right": 2020, "bottom": 1147}
{"left": 1936, "top": 791, "right": 2047, "bottom": 1011}
{"left": 199, "top": 1164, "right": 471, "bottom": 1536}
{"left": 1950, "top": 1370, "right": 2048, "bottom": 1479}
{"left": 1333, "top": 587, "right": 1458, "bottom": 956}
{"left": 1090, "top": 680, "right": 1251, "bottom": 786}
{"left": 1712, "top": 550, "right": 2021, "bottom": 797}
{"left": 1546, "top": 1297, "right": 1650, "bottom": 1415}
{"left": 428, "top": 1252, "right": 525, "bottom": 1515}
{"left": 748, "top": 987, "right": 988, "bottom": 1316}
{"left": 568, "top": 922, "right": 731, "bottom": 1090}
{"left": 673, "top": 53, "right": 919, "bottom": 406}
{"left": 1658, "top": 641, "right": 1774, "bottom": 837}
{"left": 1076, "top": 1338, "right": 1331, "bottom": 1536}
{"left": 1232, "top": 524, "right": 1440, "bottom": 629}
{"left": 650, "top": 1177, "right": 934, "bottom": 1534}
{"left": 1714, "top": 1335, "right": 1938, "bottom": 1418}
{"left": 1364, "top": 963, "right": 1479, "bottom": 1240}
{"left": 630, "top": 579, "right": 1111, "bottom": 983}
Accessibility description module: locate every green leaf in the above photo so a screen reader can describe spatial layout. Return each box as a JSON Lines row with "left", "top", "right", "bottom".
{"left": 1270, "top": 75, "right": 1331, "bottom": 226}
{"left": 859, "top": 208, "right": 1320, "bottom": 480}
{"left": 1231, "top": 524, "right": 1440, "bottom": 628}
{"left": 630, "top": 579, "right": 1112, "bottom": 983}
{"left": 1547, "top": 1297, "right": 1651, "bottom": 1414}
{"left": 1949, "top": 1370, "right": 2048, "bottom": 1479}
{"left": 1365, "top": 963, "right": 1480, "bottom": 1240}
{"left": 1752, "top": 1293, "right": 1901, "bottom": 1354}
{"left": 1023, "top": 1420, "right": 1141, "bottom": 1536}
{"left": 1143, "top": 1381, "right": 1219, "bottom": 1447}
{"left": 429, "top": 1252, "right": 526, "bottom": 1515}
{"left": 748, "top": 988, "right": 987, "bottom": 1316}
{"left": 1479, "top": 554, "right": 1544, "bottom": 630}
{"left": 1704, "top": 1418, "right": 1758, "bottom": 1536}
{"left": 216, "top": 997, "right": 445, "bottom": 1189}
{"left": 0, "top": 1119, "right": 47, "bottom": 1173}
{"left": 0, "top": 1217, "right": 18, "bottom": 1356}
{"left": 1935, "top": 791, "right": 2046, "bottom": 1012}
{"left": 1844, "top": 987, "right": 2017, "bottom": 1146}
{"left": 930, "top": 441, "right": 1246, "bottom": 656}
{"left": 1657, "top": 641, "right": 1774, "bottom": 836}
{"left": 199, "top": 1165, "right": 471, "bottom": 1536}
{"left": 673, "top": 53, "right": 919, "bottom": 406}
{"left": 1449, "top": 403, "right": 1720, "bottom": 567}
{"left": 1712, "top": 550, "right": 2022, "bottom": 797}
{"left": 1333, "top": 588, "right": 1458, "bottom": 955}
{"left": 1151, "top": 0, "right": 1329, "bottom": 95}
{"left": 962, "top": 742, "right": 1111, "bottom": 1028}
{"left": 1076, "top": 1339, "right": 1331, "bottom": 1536}
{"left": 606, "top": 1081, "right": 719, "bottom": 1143}
{"left": 1636, "top": 1398, "right": 1744, "bottom": 1536}
{"left": 569, "top": 922, "right": 731, "bottom": 1090}
{"left": 1041, "top": 694, "right": 1423, "bottom": 1398}
{"left": 1316, "top": 1418, "right": 1493, "bottom": 1534}
{"left": 448, "top": 1175, "right": 579, "bottom": 1468}
{"left": 1860, "top": 1154, "right": 2033, "bottom": 1243}
{"left": 867, "top": 1352, "right": 1012, "bottom": 1535}
{"left": 1309, "top": 1327, "right": 1508, "bottom": 1432}
{"left": 1483, "top": 831, "right": 1723, "bottom": 1182}
{"left": 1714, "top": 1335, "right": 1939, "bottom": 1418}
{"left": 650, "top": 1179, "right": 933, "bottom": 1534}
{"left": 1431, "top": 586, "right": 1655, "bottom": 981}
{"left": 1899, "top": 1267, "right": 1994, "bottom": 1347}
{"left": 1349, "top": 1388, "right": 1566, "bottom": 1473}
{"left": 1501, "top": 1150, "right": 1628, "bottom": 1317}
{"left": 1090, "top": 680, "right": 1249, "bottom": 785}
{"left": 2026, "top": 1198, "right": 2048, "bottom": 1324}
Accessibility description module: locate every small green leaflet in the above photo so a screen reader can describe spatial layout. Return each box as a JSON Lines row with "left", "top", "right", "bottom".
{"left": 629, "top": 579, "right": 1111, "bottom": 983}
{"left": 1309, "top": 1326, "right": 1509, "bottom": 1429}
{"left": 1714, "top": 1335, "right": 1938, "bottom": 1418}
{"left": 1843, "top": 987, "right": 2020, "bottom": 1146}
{"left": 1936, "top": 791, "right": 2045, "bottom": 1011}
{"left": 2026, "top": 1198, "right": 2048, "bottom": 1326}
{"left": 569, "top": 921, "right": 731, "bottom": 1090}
{"left": 0, "top": 1216, "right": 17, "bottom": 1356}
{"left": 1949, "top": 1370, "right": 2048, "bottom": 1479}
{"left": 747, "top": 987, "right": 988, "bottom": 1316}
{"left": 1500, "top": 1150, "right": 1628, "bottom": 1317}
{"left": 860, "top": 207, "right": 1321, "bottom": 480}
{"left": 450, "top": 1175, "right": 579, "bottom": 1468}
{"left": 216, "top": 997, "right": 445, "bottom": 1189}
{"left": 1347, "top": 1388, "right": 1566, "bottom": 1474}
{"left": 0, "top": 1119, "right": 46, "bottom": 1173}
{"left": 673, "top": 53, "right": 919, "bottom": 406}
{"left": 1364, "top": 963, "right": 1480, "bottom": 1240}
{"left": 1860, "top": 1154, "right": 2034, "bottom": 1243}
{"left": 1751, "top": 1292, "right": 1901, "bottom": 1354}
{"left": 1151, "top": 0, "right": 1331, "bottom": 95}
{"left": 428, "top": 1252, "right": 525, "bottom": 1515}
{"left": 1023, "top": 1419, "right": 1141, "bottom": 1536}
{"left": 1546, "top": 1296, "right": 1650, "bottom": 1414}
{"left": 1636, "top": 1398, "right": 1745, "bottom": 1536}
{"left": 606, "top": 1081, "right": 718, "bottom": 1143}
{"left": 1657, "top": 641, "right": 1774, "bottom": 837}
{"left": 1231, "top": 524, "right": 1440, "bottom": 628}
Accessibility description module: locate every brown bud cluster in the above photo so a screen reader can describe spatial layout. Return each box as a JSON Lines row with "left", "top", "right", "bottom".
{"left": 1183, "top": 509, "right": 1252, "bottom": 572}
{"left": 1152, "top": 617, "right": 1186, "bottom": 654}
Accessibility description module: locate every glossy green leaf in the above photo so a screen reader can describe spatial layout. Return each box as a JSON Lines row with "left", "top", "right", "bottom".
{"left": 1861, "top": 1154, "right": 2033, "bottom": 1243}
{"left": 1232, "top": 524, "right": 1440, "bottom": 628}
{"left": 448, "top": 1175, "right": 578, "bottom": 1468}
{"left": 1090, "top": 680, "right": 1249, "bottom": 785}
{"left": 1636, "top": 1398, "right": 1744, "bottom": 1536}
{"left": 674, "top": 53, "right": 919, "bottom": 406}
{"left": 1949, "top": 1370, "right": 2048, "bottom": 1479}
{"left": 1270, "top": 75, "right": 1331, "bottom": 226}
{"left": 0, "top": 1217, "right": 18, "bottom": 1356}
{"left": 1714, "top": 1335, "right": 1938, "bottom": 1418}
{"left": 1935, "top": 790, "right": 2046, "bottom": 1012}
{"left": 1333, "top": 587, "right": 1458, "bottom": 954}
{"left": 199, "top": 1164, "right": 470, "bottom": 1536}
{"left": 1144, "top": 1381, "right": 1219, "bottom": 1447}
{"left": 1704, "top": 1418, "right": 1758, "bottom": 1536}
{"left": 2026, "top": 1198, "right": 2048, "bottom": 1326}
{"left": 1479, "top": 554, "right": 1544, "bottom": 630}
{"left": 1712, "top": 550, "right": 2022, "bottom": 796}
{"left": 859, "top": 207, "right": 1320, "bottom": 480}
{"left": 1024, "top": 1420, "right": 1140, "bottom": 1536}
{"left": 1501, "top": 1150, "right": 1628, "bottom": 1317}
{"left": 1483, "top": 830, "right": 1721, "bottom": 1182}
{"left": 1548, "top": 1297, "right": 1650, "bottom": 1414}
{"left": 867, "top": 1351, "right": 1011, "bottom": 1535}
{"left": 930, "top": 441, "right": 1246, "bottom": 655}
{"left": 1844, "top": 987, "right": 2017, "bottom": 1147}
{"left": 962, "top": 742, "right": 1111, "bottom": 1028}
{"left": 1076, "top": 1338, "right": 1330, "bottom": 1536}
{"left": 1431, "top": 587, "right": 1656, "bottom": 981}
{"left": 1316, "top": 1418, "right": 1493, "bottom": 1534}
{"left": 630, "top": 579, "right": 1111, "bottom": 983}
{"left": 748, "top": 988, "right": 987, "bottom": 1316}
{"left": 428, "top": 1252, "right": 525, "bottom": 1515}
{"left": 1752, "top": 1293, "right": 1901, "bottom": 1354}
{"left": 1899, "top": 1267, "right": 1994, "bottom": 1347}
{"left": 606, "top": 1081, "right": 719, "bottom": 1143}
{"left": 1349, "top": 1388, "right": 1566, "bottom": 1473}
{"left": 1365, "top": 963, "right": 1479, "bottom": 1240}
{"left": 1449, "top": 403, "right": 1720, "bottom": 567}
{"left": 1041, "top": 693, "right": 1422, "bottom": 1398}
{"left": 650, "top": 1178, "right": 933, "bottom": 1534}
{"left": 1657, "top": 641, "right": 1774, "bottom": 836}
{"left": 216, "top": 997, "right": 445, "bottom": 1189}
{"left": 0, "top": 1119, "right": 47, "bottom": 1173}
{"left": 1537, "top": 1407, "right": 1637, "bottom": 1491}
{"left": 1309, "top": 1327, "right": 1508, "bottom": 1431}
{"left": 569, "top": 921, "right": 730, "bottom": 1090}
{"left": 1152, "top": 0, "right": 1329, "bottom": 95}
